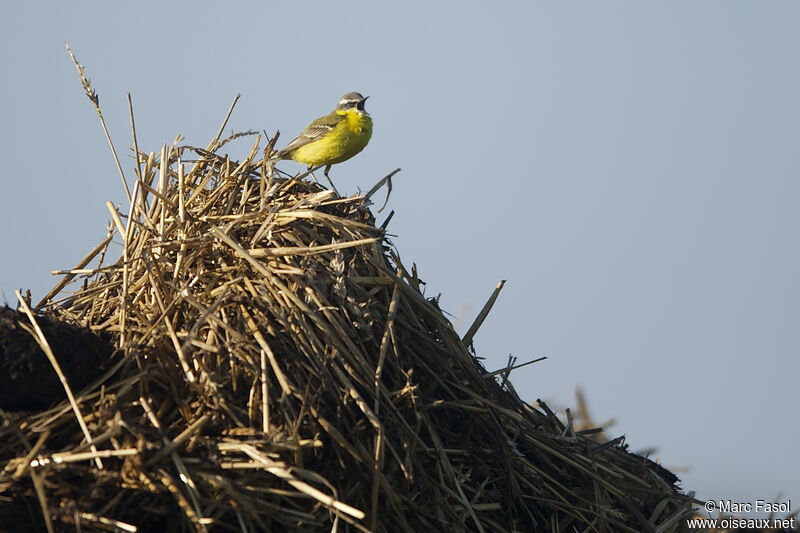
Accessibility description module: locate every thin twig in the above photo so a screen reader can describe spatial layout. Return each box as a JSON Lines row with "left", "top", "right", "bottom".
{"left": 462, "top": 279, "right": 506, "bottom": 348}
{"left": 65, "top": 43, "right": 130, "bottom": 202}
{"left": 15, "top": 290, "right": 103, "bottom": 469}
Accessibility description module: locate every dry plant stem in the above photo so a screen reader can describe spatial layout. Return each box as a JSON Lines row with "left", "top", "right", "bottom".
{"left": 29, "top": 467, "right": 55, "bottom": 533}
{"left": 106, "top": 201, "right": 126, "bottom": 236}
{"left": 229, "top": 445, "right": 366, "bottom": 521}
{"left": 364, "top": 167, "right": 401, "bottom": 212}
{"left": 77, "top": 513, "right": 137, "bottom": 533}
{"left": 248, "top": 236, "right": 379, "bottom": 257}
{"left": 144, "top": 415, "right": 211, "bottom": 467}
{"left": 370, "top": 426, "right": 384, "bottom": 532}
{"left": 423, "top": 410, "right": 485, "bottom": 533}
{"left": 119, "top": 181, "right": 140, "bottom": 349}
{"left": 240, "top": 304, "right": 293, "bottom": 396}
{"left": 139, "top": 397, "right": 205, "bottom": 521}
{"left": 65, "top": 43, "right": 130, "bottom": 202}
{"left": 36, "top": 234, "right": 114, "bottom": 309}
{"left": 15, "top": 290, "right": 103, "bottom": 470}
{"left": 484, "top": 355, "right": 548, "bottom": 378}
{"left": 207, "top": 94, "right": 241, "bottom": 151}
{"left": 374, "top": 275, "right": 402, "bottom": 414}
{"left": 128, "top": 93, "right": 143, "bottom": 184}
{"left": 260, "top": 348, "right": 270, "bottom": 432}
{"left": 9, "top": 432, "right": 49, "bottom": 480}
{"left": 30, "top": 449, "right": 138, "bottom": 467}
{"left": 462, "top": 279, "right": 507, "bottom": 348}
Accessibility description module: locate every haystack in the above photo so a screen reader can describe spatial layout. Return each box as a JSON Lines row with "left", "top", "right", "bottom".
{"left": 0, "top": 51, "right": 696, "bottom": 533}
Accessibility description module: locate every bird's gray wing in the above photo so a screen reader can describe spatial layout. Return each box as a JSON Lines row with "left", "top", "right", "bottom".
{"left": 279, "top": 112, "right": 343, "bottom": 157}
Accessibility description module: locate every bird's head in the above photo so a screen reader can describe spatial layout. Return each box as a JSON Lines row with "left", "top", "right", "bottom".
{"left": 336, "top": 92, "right": 369, "bottom": 114}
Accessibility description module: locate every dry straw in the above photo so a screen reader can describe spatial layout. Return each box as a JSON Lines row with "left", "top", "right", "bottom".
{"left": 0, "top": 47, "right": 696, "bottom": 532}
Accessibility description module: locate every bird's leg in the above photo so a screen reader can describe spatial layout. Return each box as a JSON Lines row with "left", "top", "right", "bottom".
{"left": 307, "top": 165, "right": 323, "bottom": 186}
{"left": 323, "top": 165, "right": 340, "bottom": 196}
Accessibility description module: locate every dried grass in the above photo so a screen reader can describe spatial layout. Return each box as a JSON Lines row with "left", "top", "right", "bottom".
{"left": 0, "top": 48, "right": 697, "bottom": 532}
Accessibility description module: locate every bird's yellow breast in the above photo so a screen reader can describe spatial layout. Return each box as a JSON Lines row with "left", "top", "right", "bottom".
{"left": 289, "top": 110, "right": 373, "bottom": 167}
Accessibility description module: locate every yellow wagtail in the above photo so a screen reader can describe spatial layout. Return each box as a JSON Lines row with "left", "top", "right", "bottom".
{"left": 277, "top": 92, "right": 373, "bottom": 186}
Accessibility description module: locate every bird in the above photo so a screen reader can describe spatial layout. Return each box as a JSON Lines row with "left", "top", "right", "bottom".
{"left": 276, "top": 92, "right": 373, "bottom": 188}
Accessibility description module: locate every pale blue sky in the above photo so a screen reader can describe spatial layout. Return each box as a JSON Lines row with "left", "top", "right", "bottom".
{"left": 2, "top": 1, "right": 797, "bottom": 517}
